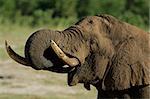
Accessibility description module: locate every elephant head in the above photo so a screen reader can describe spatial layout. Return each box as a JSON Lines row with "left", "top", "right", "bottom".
{"left": 68, "top": 15, "right": 150, "bottom": 91}
{"left": 6, "top": 14, "right": 149, "bottom": 95}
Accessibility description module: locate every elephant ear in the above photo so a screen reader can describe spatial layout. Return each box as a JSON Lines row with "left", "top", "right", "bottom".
{"left": 102, "top": 37, "right": 150, "bottom": 91}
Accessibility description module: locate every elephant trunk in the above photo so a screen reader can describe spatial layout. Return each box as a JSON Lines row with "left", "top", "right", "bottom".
{"left": 25, "top": 29, "right": 65, "bottom": 70}
{"left": 5, "top": 29, "right": 67, "bottom": 70}
{"left": 6, "top": 26, "right": 86, "bottom": 71}
{"left": 6, "top": 30, "right": 79, "bottom": 72}
{"left": 5, "top": 41, "right": 32, "bottom": 66}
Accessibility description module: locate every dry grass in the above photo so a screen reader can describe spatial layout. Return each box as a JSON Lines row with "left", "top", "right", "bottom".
{"left": 0, "top": 60, "right": 96, "bottom": 99}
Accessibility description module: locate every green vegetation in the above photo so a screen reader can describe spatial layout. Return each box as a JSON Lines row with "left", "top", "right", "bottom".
{"left": 0, "top": 0, "right": 149, "bottom": 29}
{"left": 0, "top": 23, "right": 35, "bottom": 60}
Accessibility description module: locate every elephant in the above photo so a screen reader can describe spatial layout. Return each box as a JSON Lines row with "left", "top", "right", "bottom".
{"left": 5, "top": 14, "right": 150, "bottom": 98}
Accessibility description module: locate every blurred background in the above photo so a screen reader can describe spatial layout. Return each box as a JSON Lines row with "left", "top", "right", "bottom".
{"left": 0, "top": 0, "right": 149, "bottom": 29}
{"left": 0, "top": 0, "right": 149, "bottom": 99}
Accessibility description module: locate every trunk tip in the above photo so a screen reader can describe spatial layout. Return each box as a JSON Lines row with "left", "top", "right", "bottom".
{"left": 5, "top": 40, "right": 9, "bottom": 47}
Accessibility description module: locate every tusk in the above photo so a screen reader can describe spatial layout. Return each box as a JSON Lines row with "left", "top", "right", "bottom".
{"left": 5, "top": 40, "right": 32, "bottom": 66}
{"left": 50, "top": 40, "right": 79, "bottom": 67}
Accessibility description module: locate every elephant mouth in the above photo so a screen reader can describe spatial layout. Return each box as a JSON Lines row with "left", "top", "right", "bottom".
{"left": 42, "top": 48, "right": 72, "bottom": 73}
{"left": 67, "top": 66, "right": 89, "bottom": 86}
{"left": 44, "top": 65, "right": 72, "bottom": 73}
{"left": 67, "top": 67, "right": 81, "bottom": 86}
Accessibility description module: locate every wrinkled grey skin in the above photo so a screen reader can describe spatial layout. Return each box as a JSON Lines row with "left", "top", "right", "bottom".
{"left": 7, "top": 14, "right": 150, "bottom": 98}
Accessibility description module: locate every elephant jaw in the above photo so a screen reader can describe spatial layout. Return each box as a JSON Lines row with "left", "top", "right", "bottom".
{"left": 67, "top": 67, "right": 92, "bottom": 91}
{"left": 67, "top": 66, "right": 86, "bottom": 86}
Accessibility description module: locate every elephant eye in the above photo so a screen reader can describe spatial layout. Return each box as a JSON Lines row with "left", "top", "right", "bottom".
{"left": 89, "top": 20, "right": 93, "bottom": 24}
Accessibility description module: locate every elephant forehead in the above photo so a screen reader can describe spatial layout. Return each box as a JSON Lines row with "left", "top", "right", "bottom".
{"left": 78, "top": 17, "right": 101, "bottom": 34}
